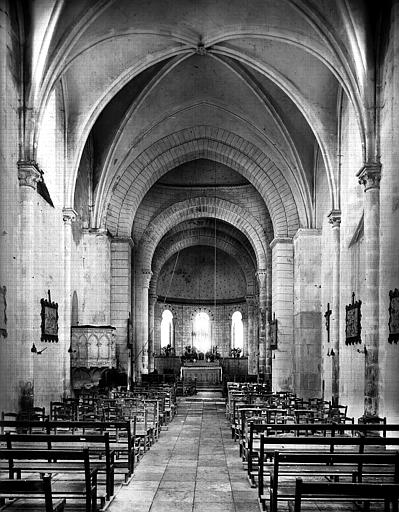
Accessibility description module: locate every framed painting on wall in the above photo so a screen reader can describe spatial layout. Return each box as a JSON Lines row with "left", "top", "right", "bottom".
{"left": 345, "top": 292, "right": 362, "bottom": 345}
{"left": 270, "top": 313, "right": 278, "bottom": 350}
{"left": 388, "top": 288, "right": 399, "bottom": 344}
{"left": 41, "top": 291, "right": 58, "bottom": 342}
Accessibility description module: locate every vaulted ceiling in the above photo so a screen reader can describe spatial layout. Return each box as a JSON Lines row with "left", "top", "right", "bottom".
{"left": 24, "top": 0, "right": 378, "bottom": 289}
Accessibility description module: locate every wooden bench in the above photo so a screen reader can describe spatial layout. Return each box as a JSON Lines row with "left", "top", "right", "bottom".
{"left": 0, "top": 419, "right": 136, "bottom": 481}
{"left": 249, "top": 432, "right": 399, "bottom": 487}
{"left": 5, "top": 432, "right": 115, "bottom": 500}
{"left": 0, "top": 449, "right": 97, "bottom": 511}
{"left": 261, "top": 451, "right": 399, "bottom": 511}
{"left": 0, "top": 475, "right": 65, "bottom": 512}
{"left": 288, "top": 479, "right": 399, "bottom": 511}
{"left": 246, "top": 422, "right": 399, "bottom": 484}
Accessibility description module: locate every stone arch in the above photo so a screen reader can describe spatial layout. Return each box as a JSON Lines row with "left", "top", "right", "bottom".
{"left": 105, "top": 127, "right": 300, "bottom": 238}
{"left": 151, "top": 230, "right": 256, "bottom": 297}
{"left": 227, "top": 304, "right": 247, "bottom": 321}
{"left": 190, "top": 307, "right": 214, "bottom": 322}
{"left": 136, "top": 197, "right": 268, "bottom": 271}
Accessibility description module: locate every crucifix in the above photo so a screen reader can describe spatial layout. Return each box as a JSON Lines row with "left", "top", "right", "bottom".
{"left": 324, "top": 302, "right": 332, "bottom": 344}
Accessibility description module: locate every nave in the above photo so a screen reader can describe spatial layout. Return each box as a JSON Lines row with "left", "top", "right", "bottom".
{"left": 109, "top": 393, "right": 258, "bottom": 512}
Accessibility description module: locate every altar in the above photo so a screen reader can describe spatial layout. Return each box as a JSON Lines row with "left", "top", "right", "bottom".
{"left": 180, "top": 361, "right": 222, "bottom": 385}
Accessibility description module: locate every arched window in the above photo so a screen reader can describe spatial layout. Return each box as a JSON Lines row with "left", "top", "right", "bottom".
{"left": 231, "top": 311, "right": 243, "bottom": 352}
{"left": 193, "top": 312, "right": 211, "bottom": 353}
{"left": 161, "top": 310, "right": 173, "bottom": 349}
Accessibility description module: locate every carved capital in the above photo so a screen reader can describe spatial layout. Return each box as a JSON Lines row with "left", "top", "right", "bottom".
{"left": 111, "top": 236, "right": 134, "bottom": 248}
{"left": 256, "top": 269, "right": 267, "bottom": 288}
{"left": 246, "top": 295, "right": 256, "bottom": 306}
{"left": 357, "top": 162, "right": 381, "bottom": 191}
{"left": 269, "top": 237, "right": 292, "bottom": 249}
{"left": 17, "top": 161, "right": 42, "bottom": 189}
{"left": 328, "top": 209, "right": 341, "bottom": 228}
{"left": 62, "top": 207, "right": 78, "bottom": 224}
{"left": 139, "top": 269, "right": 153, "bottom": 287}
{"left": 149, "top": 293, "right": 158, "bottom": 305}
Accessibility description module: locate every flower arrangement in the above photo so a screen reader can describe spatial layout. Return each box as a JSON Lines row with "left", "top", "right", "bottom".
{"left": 230, "top": 347, "right": 242, "bottom": 358}
{"left": 205, "top": 346, "right": 221, "bottom": 362}
{"left": 181, "top": 345, "right": 198, "bottom": 362}
{"left": 161, "top": 344, "right": 174, "bottom": 357}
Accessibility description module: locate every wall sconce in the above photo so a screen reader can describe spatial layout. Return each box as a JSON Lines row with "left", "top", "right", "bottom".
{"left": 31, "top": 342, "right": 47, "bottom": 355}
{"left": 68, "top": 344, "right": 76, "bottom": 354}
{"left": 357, "top": 346, "right": 367, "bottom": 355}
{"left": 327, "top": 348, "right": 335, "bottom": 357}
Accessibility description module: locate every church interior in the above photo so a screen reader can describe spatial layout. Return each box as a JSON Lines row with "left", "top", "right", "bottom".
{"left": 1, "top": 0, "right": 399, "bottom": 510}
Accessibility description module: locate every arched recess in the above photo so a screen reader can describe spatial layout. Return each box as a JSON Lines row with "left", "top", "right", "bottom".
{"left": 105, "top": 128, "right": 301, "bottom": 238}
{"left": 135, "top": 197, "right": 269, "bottom": 271}
{"left": 150, "top": 231, "right": 256, "bottom": 297}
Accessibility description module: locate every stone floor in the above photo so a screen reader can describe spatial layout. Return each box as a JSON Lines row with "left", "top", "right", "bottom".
{"left": 108, "top": 393, "right": 259, "bottom": 512}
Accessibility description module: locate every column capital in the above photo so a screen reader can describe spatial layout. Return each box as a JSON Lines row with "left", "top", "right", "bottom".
{"left": 17, "top": 160, "right": 42, "bottom": 189}
{"left": 256, "top": 269, "right": 267, "bottom": 288}
{"left": 357, "top": 162, "right": 381, "bottom": 191}
{"left": 138, "top": 269, "right": 153, "bottom": 287}
{"left": 246, "top": 295, "right": 256, "bottom": 306}
{"left": 293, "top": 228, "right": 321, "bottom": 240}
{"left": 270, "top": 237, "right": 293, "bottom": 249}
{"left": 111, "top": 236, "right": 134, "bottom": 248}
{"left": 328, "top": 209, "right": 341, "bottom": 228}
{"left": 62, "top": 207, "right": 78, "bottom": 224}
{"left": 82, "top": 227, "right": 110, "bottom": 239}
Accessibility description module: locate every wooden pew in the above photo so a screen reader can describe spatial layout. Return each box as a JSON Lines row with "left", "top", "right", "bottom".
{"left": 246, "top": 422, "right": 399, "bottom": 484}
{"left": 0, "top": 475, "right": 65, "bottom": 512}
{"left": 261, "top": 451, "right": 399, "bottom": 511}
{"left": 289, "top": 478, "right": 399, "bottom": 512}
{"left": 0, "top": 419, "right": 136, "bottom": 481}
{"left": 0, "top": 449, "right": 97, "bottom": 511}
{"left": 5, "top": 432, "right": 115, "bottom": 500}
{"left": 249, "top": 431, "right": 399, "bottom": 487}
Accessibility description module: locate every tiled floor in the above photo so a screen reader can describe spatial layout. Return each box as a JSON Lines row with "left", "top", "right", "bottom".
{"left": 108, "top": 395, "right": 259, "bottom": 512}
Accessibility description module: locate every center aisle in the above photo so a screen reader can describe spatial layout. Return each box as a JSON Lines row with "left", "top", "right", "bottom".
{"left": 108, "top": 395, "right": 259, "bottom": 512}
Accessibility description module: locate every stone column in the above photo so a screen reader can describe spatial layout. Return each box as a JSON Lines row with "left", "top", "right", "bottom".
{"left": 111, "top": 238, "right": 133, "bottom": 381}
{"left": 328, "top": 210, "right": 341, "bottom": 405}
{"left": 246, "top": 295, "right": 257, "bottom": 375}
{"left": 135, "top": 269, "right": 152, "bottom": 378}
{"left": 256, "top": 269, "right": 267, "bottom": 380}
{"left": 148, "top": 292, "right": 158, "bottom": 372}
{"left": 80, "top": 229, "right": 111, "bottom": 325}
{"left": 357, "top": 163, "right": 381, "bottom": 418}
{"left": 62, "top": 208, "right": 78, "bottom": 396}
{"left": 293, "top": 229, "right": 322, "bottom": 399}
{"left": 270, "top": 238, "right": 294, "bottom": 391}
{"left": 17, "top": 161, "right": 42, "bottom": 410}
{"left": 265, "top": 265, "right": 273, "bottom": 391}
